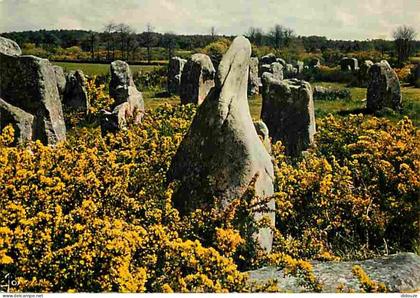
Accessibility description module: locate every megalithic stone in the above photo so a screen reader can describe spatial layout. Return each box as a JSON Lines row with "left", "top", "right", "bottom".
{"left": 261, "top": 74, "right": 316, "bottom": 157}
{"left": 168, "top": 57, "right": 187, "bottom": 95}
{"left": 367, "top": 60, "right": 402, "bottom": 112}
{"left": 168, "top": 36, "right": 275, "bottom": 252}
{"left": 0, "top": 53, "right": 66, "bottom": 145}
{"left": 180, "top": 53, "right": 215, "bottom": 105}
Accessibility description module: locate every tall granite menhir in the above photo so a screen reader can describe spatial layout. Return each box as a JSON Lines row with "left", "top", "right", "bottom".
{"left": 248, "top": 57, "right": 260, "bottom": 95}
{"left": 367, "top": 60, "right": 402, "bottom": 112}
{"left": 167, "top": 56, "right": 187, "bottom": 95}
{"left": 261, "top": 74, "right": 316, "bottom": 157}
{"left": 168, "top": 36, "right": 275, "bottom": 252}
{"left": 63, "top": 70, "right": 89, "bottom": 112}
{"left": 180, "top": 53, "right": 215, "bottom": 105}
{"left": 101, "top": 60, "right": 145, "bottom": 134}
{"left": 0, "top": 37, "right": 66, "bottom": 145}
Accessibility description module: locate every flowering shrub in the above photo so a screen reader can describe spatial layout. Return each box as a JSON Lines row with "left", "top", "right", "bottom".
{"left": 273, "top": 115, "right": 419, "bottom": 259}
{"left": 0, "top": 104, "right": 249, "bottom": 292}
{"left": 352, "top": 265, "right": 387, "bottom": 292}
{"left": 0, "top": 97, "right": 418, "bottom": 292}
{"left": 65, "top": 76, "right": 114, "bottom": 128}
{"left": 133, "top": 68, "right": 167, "bottom": 92}
{"left": 394, "top": 64, "right": 413, "bottom": 83}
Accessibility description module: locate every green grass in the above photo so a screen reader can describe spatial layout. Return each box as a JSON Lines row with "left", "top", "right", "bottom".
{"left": 143, "top": 82, "right": 420, "bottom": 126}
{"left": 53, "top": 62, "right": 162, "bottom": 76}
{"left": 311, "top": 82, "right": 420, "bottom": 126}
{"left": 410, "top": 56, "right": 420, "bottom": 64}
{"left": 143, "top": 91, "right": 180, "bottom": 111}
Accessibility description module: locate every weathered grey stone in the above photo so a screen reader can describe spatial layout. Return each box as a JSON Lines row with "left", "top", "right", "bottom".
{"left": 260, "top": 64, "right": 272, "bottom": 76}
{"left": 63, "top": 70, "right": 89, "bottom": 112}
{"left": 110, "top": 60, "right": 139, "bottom": 107}
{"left": 100, "top": 100, "right": 143, "bottom": 135}
{"left": 247, "top": 253, "right": 420, "bottom": 293}
{"left": 294, "top": 60, "right": 304, "bottom": 74}
{"left": 0, "top": 97, "right": 34, "bottom": 144}
{"left": 254, "top": 120, "right": 271, "bottom": 153}
{"left": 248, "top": 57, "right": 260, "bottom": 95}
{"left": 53, "top": 65, "right": 66, "bottom": 100}
{"left": 180, "top": 53, "right": 216, "bottom": 105}
{"left": 167, "top": 56, "right": 187, "bottom": 95}
{"left": 259, "top": 62, "right": 283, "bottom": 80}
{"left": 284, "top": 63, "right": 298, "bottom": 79}
{"left": 340, "top": 57, "right": 359, "bottom": 71}
{"left": 260, "top": 53, "right": 277, "bottom": 65}
{"left": 367, "top": 60, "right": 402, "bottom": 112}
{"left": 270, "top": 62, "right": 284, "bottom": 81}
{"left": 276, "top": 58, "right": 286, "bottom": 67}
{"left": 0, "top": 54, "right": 66, "bottom": 145}
{"left": 414, "top": 64, "right": 420, "bottom": 88}
{"left": 168, "top": 36, "right": 275, "bottom": 252}
{"left": 0, "top": 36, "right": 21, "bottom": 56}
{"left": 358, "top": 60, "right": 374, "bottom": 87}
{"left": 101, "top": 61, "right": 145, "bottom": 133}
{"left": 261, "top": 74, "right": 316, "bottom": 157}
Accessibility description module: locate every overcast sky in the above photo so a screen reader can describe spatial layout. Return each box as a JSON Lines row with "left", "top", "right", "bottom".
{"left": 1, "top": 0, "right": 419, "bottom": 40}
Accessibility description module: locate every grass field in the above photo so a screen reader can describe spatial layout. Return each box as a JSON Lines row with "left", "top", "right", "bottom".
{"left": 54, "top": 61, "right": 420, "bottom": 126}
{"left": 54, "top": 62, "right": 162, "bottom": 76}
{"left": 144, "top": 83, "right": 420, "bottom": 126}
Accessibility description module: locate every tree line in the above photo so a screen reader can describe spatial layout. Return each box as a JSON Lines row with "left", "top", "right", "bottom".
{"left": 2, "top": 24, "right": 418, "bottom": 65}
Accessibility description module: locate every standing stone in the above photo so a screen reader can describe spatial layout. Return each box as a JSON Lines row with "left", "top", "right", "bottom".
{"left": 248, "top": 57, "right": 260, "bottom": 95}
{"left": 260, "top": 62, "right": 283, "bottom": 80}
{"left": 102, "top": 60, "right": 145, "bottom": 133}
{"left": 53, "top": 65, "right": 66, "bottom": 100}
{"left": 63, "top": 70, "right": 89, "bottom": 112}
{"left": 270, "top": 62, "right": 284, "bottom": 81}
{"left": 261, "top": 74, "right": 316, "bottom": 157}
{"left": 340, "top": 57, "right": 359, "bottom": 71}
{"left": 180, "top": 53, "right": 216, "bottom": 105}
{"left": 167, "top": 56, "right": 187, "bottom": 95}
{"left": 0, "top": 36, "right": 22, "bottom": 56}
{"left": 260, "top": 53, "right": 277, "bottom": 65}
{"left": 284, "top": 63, "right": 298, "bottom": 79}
{"left": 358, "top": 60, "right": 374, "bottom": 87}
{"left": 0, "top": 97, "right": 34, "bottom": 144}
{"left": 260, "top": 64, "right": 271, "bottom": 76}
{"left": 168, "top": 36, "right": 275, "bottom": 252}
{"left": 367, "top": 60, "right": 402, "bottom": 112}
{"left": 276, "top": 58, "right": 286, "bottom": 67}
{"left": 414, "top": 64, "right": 420, "bottom": 88}
{"left": 0, "top": 53, "right": 66, "bottom": 145}
{"left": 294, "top": 60, "right": 304, "bottom": 74}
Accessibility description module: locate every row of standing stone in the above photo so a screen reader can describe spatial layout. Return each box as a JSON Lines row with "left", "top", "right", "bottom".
{"left": 167, "top": 52, "right": 403, "bottom": 156}
{"left": 0, "top": 34, "right": 410, "bottom": 253}
{"left": 167, "top": 53, "right": 316, "bottom": 157}
{"left": 0, "top": 36, "right": 145, "bottom": 145}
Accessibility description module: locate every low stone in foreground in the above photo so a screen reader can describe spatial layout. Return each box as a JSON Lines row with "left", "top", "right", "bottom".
{"left": 247, "top": 253, "right": 420, "bottom": 293}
